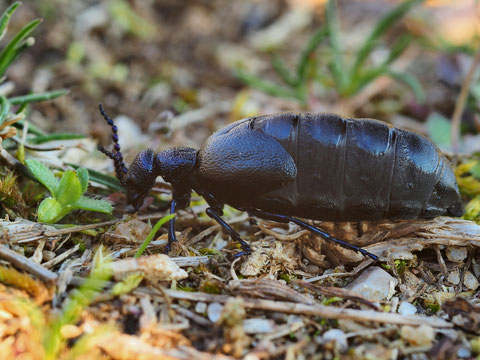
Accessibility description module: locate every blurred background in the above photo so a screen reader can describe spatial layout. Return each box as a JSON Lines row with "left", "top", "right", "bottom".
{"left": 3, "top": 0, "right": 480, "bottom": 163}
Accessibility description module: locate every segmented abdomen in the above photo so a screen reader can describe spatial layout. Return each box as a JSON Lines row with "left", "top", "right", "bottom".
{"left": 249, "top": 113, "right": 443, "bottom": 221}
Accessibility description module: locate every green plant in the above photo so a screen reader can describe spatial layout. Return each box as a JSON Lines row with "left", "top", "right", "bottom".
{"left": 134, "top": 213, "right": 176, "bottom": 258}
{"left": 236, "top": 0, "right": 425, "bottom": 103}
{"left": 0, "top": 2, "right": 67, "bottom": 132}
{"left": 25, "top": 159, "right": 112, "bottom": 223}
{"left": 43, "top": 247, "right": 113, "bottom": 360}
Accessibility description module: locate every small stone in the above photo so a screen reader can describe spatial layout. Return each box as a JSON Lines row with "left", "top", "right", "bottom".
{"left": 243, "top": 318, "right": 275, "bottom": 334}
{"left": 447, "top": 269, "right": 461, "bottom": 285}
{"left": 400, "top": 324, "right": 434, "bottom": 347}
{"left": 195, "top": 302, "right": 207, "bottom": 314}
{"left": 398, "top": 301, "right": 417, "bottom": 316}
{"left": 473, "top": 260, "right": 480, "bottom": 278}
{"left": 457, "top": 347, "right": 471, "bottom": 358}
{"left": 207, "top": 302, "right": 224, "bottom": 323}
{"left": 322, "top": 329, "right": 348, "bottom": 352}
{"left": 345, "top": 266, "right": 398, "bottom": 301}
{"left": 463, "top": 271, "right": 479, "bottom": 290}
{"left": 446, "top": 246, "right": 468, "bottom": 263}
{"left": 60, "top": 324, "right": 82, "bottom": 339}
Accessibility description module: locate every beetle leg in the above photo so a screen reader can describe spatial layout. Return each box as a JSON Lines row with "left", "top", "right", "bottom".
{"left": 165, "top": 199, "right": 177, "bottom": 253}
{"left": 248, "top": 210, "right": 379, "bottom": 261}
{"left": 205, "top": 207, "right": 252, "bottom": 256}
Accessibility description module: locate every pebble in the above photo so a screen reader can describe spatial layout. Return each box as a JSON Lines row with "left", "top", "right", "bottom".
{"left": 322, "top": 329, "right": 348, "bottom": 352}
{"left": 400, "top": 324, "right": 434, "bottom": 346}
{"left": 207, "top": 302, "right": 224, "bottom": 323}
{"left": 195, "top": 302, "right": 207, "bottom": 314}
{"left": 446, "top": 246, "right": 468, "bottom": 263}
{"left": 398, "top": 301, "right": 417, "bottom": 316}
{"left": 463, "top": 271, "right": 479, "bottom": 290}
{"left": 447, "top": 269, "right": 461, "bottom": 285}
{"left": 345, "top": 266, "right": 398, "bottom": 301}
{"left": 243, "top": 318, "right": 275, "bottom": 334}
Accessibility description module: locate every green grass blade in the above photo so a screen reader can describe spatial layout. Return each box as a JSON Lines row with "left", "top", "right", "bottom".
{"left": 29, "top": 133, "right": 85, "bottom": 144}
{"left": 272, "top": 55, "right": 297, "bottom": 87}
{"left": 8, "top": 89, "right": 68, "bottom": 105}
{"left": 0, "top": 18, "right": 42, "bottom": 78}
{"left": 13, "top": 118, "right": 46, "bottom": 136}
{"left": 351, "top": 0, "right": 423, "bottom": 78}
{"left": 325, "top": 0, "right": 347, "bottom": 90}
{"left": 383, "top": 34, "right": 412, "bottom": 66}
{"left": 235, "top": 69, "right": 299, "bottom": 100}
{"left": 0, "top": 95, "right": 10, "bottom": 126}
{"left": 0, "top": 2, "right": 21, "bottom": 41}
{"left": 296, "top": 26, "right": 328, "bottom": 85}
{"left": 386, "top": 69, "right": 425, "bottom": 103}
{"left": 134, "top": 214, "right": 175, "bottom": 258}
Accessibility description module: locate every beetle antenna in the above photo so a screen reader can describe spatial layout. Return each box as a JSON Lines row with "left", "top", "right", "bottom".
{"left": 98, "top": 103, "right": 128, "bottom": 184}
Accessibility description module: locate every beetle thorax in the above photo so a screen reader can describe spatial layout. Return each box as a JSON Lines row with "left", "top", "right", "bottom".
{"left": 155, "top": 147, "right": 198, "bottom": 183}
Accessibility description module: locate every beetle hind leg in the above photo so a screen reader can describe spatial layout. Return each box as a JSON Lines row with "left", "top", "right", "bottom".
{"left": 248, "top": 210, "right": 379, "bottom": 261}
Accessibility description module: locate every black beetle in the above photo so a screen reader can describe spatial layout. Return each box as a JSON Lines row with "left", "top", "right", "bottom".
{"left": 98, "top": 105, "right": 464, "bottom": 260}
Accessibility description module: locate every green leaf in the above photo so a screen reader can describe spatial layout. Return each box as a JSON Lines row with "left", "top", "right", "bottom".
{"left": 66, "top": 163, "right": 124, "bottom": 192}
{"left": 111, "top": 273, "right": 144, "bottom": 296}
{"left": 25, "top": 159, "right": 59, "bottom": 195}
{"left": 71, "top": 196, "right": 113, "bottom": 214}
{"left": 350, "top": 0, "right": 423, "bottom": 78}
{"left": 0, "top": 18, "right": 42, "bottom": 78}
{"left": 135, "top": 214, "right": 175, "bottom": 258}
{"left": 0, "top": 2, "right": 21, "bottom": 41}
{"left": 426, "top": 112, "right": 452, "bottom": 148}
{"left": 77, "top": 168, "right": 89, "bottom": 194}
{"left": 471, "top": 161, "right": 480, "bottom": 180}
{"left": 0, "top": 95, "right": 10, "bottom": 126}
{"left": 38, "top": 197, "right": 67, "bottom": 224}
{"left": 28, "top": 133, "right": 85, "bottom": 144}
{"left": 56, "top": 170, "right": 82, "bottom": 205}
{"left": 8, "top": 89, "right": 68, "bottom": 105}
{"left": 386, "top": 70, "right": 425, "bottom": 103}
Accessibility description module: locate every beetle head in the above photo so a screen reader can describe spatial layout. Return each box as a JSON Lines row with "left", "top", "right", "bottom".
{"left": 423, "top": 159, "right": 464, "bottom": 218}
{"left": 124, "top": 149, "right": 157, "bottom": 212}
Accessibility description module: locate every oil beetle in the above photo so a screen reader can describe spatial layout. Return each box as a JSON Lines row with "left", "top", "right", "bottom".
{"left": 98, "top": 105, "right": 464, "bottom": 261}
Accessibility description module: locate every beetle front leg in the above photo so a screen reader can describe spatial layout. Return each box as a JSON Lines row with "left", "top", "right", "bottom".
{"left": 165, "top": 187, "right": 191, "bottom": 254}
{"left": 165, "top": 199, "right": 177, "bottom": 253}
{"left": 205, "top": 208, "right": 252, "bottom": 256}
{"left": 248, "top": 210, "right": 379, "bottom": 261}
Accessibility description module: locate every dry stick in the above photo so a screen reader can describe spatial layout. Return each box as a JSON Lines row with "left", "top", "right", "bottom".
{"left": 451, "top": 47, "right": 480, "bottom": 153}
{"left": 43, "top": 212, "right": 170, "bottom": 237}
{"left": 0, "top": 244, "right": 58, "bottom": 283}
{"left": 136, "top": 288, "right": 452, "bottom": 328}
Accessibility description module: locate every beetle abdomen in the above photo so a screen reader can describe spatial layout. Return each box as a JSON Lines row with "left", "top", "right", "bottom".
{"left": 208, "top": 113, "right": 462, "bottom": 221}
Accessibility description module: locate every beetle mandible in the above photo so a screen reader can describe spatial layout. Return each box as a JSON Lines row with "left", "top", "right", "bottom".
{"left": 97, "top": 105, "right": 464, "bottom": 261}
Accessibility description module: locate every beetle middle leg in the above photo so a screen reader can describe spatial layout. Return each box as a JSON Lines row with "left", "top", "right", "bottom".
{"left": 205, "top": 208, "right": 252, "bottom": 256}
{"left": 248, "top": 210, "right": 379, "bottom": 261}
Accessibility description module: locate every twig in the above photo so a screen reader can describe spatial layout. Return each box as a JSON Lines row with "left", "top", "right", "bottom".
{"left": 0, "top": 244, "right": 57, "bottom": 283}
{"left": 136, "top": 288, "right": 453, "bottom": 328}
{"left": 42, "top": 243, "right": 80, "bottom": 269}
{"left": 451, "top": 47, "right": 480, "bottom": 153}
{"left": 43, "top": 212, "right": 171, "bottom": 237}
